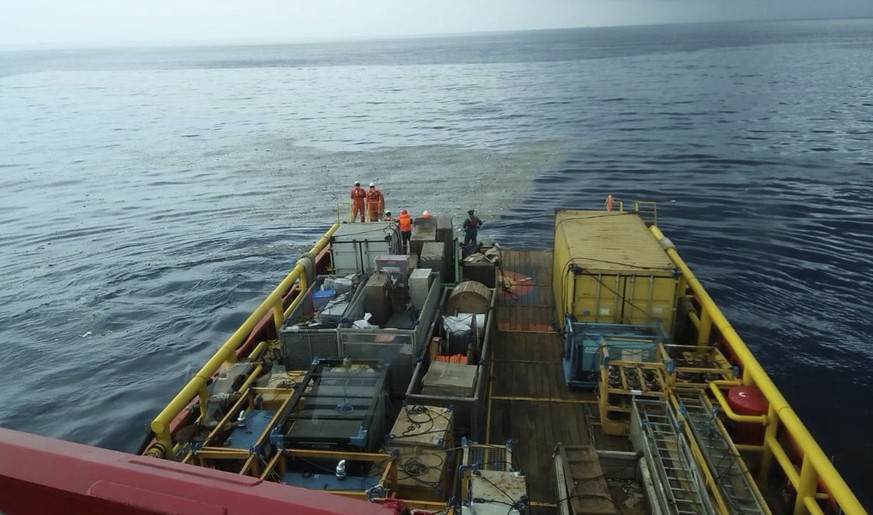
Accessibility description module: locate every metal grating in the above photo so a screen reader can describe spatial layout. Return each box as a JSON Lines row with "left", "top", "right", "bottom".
{"left": 676, "top": 391, "right": 768, "bottom": 514}
{"left": 463, "top": 444, "right": 514, "bottom": 472}
{"left": 630, "top": 399, "right": 716, "bottom": 515}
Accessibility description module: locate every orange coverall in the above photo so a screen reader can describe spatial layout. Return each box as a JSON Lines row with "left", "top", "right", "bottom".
{"left": 367, "top": 187, "right": 384, "bottom": 222}
{"left": 350, "top": 185, "right": 367, "bottom": 222}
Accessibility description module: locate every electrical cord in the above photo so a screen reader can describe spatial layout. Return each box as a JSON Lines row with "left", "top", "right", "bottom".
{"left": 470, "top": 470, "right": 526, "bottom": 514}
{"left": 388, "top": 405, "right": 453, "bottom": 442}
{"left": 395, "top": 452, "right": 445, "bottom": 489}
{"left": 476, "top": 471, "right": 520, "bottom": 503}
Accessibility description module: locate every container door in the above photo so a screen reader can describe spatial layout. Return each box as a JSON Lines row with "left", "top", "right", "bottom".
{"left": 620, "top": 273, "right": 678, "bottom": 332}
{"left": 571, "top": 273, "right": 623, "bottom": 324}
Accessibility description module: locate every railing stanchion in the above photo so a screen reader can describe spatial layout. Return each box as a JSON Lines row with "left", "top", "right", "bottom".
{"left": 795, "top": 457, "right": 820, "bottom": 515}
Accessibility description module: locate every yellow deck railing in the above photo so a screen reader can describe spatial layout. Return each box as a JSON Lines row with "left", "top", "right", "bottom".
{"left": 613, "top": 199, "right": 658, "bottom": 226}
{"left": 650, "top": 225, "right": 865, "bottom": 515}
{"left": 148, "top": 223, "right": 339, "bottom": 457}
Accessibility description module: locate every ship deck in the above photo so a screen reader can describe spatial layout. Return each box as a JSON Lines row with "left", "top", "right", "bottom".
{"left": 489, "top": 249, "right": 592, "bottom": 514}
{"left": 489, "top": 249, "right": 645, "bottom": 515}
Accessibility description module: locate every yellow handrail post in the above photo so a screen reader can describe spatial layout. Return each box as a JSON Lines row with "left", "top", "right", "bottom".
{"left": 767, "top": 435, "right": 800, "bottom": 488}
{"left": 803, "top": 496, "right": 826, "bottom": 515}
{"left": 686, "top": 310, "right": 701, "bottom": 330}
{"left": 272, "top": 302, "right": 284, "bottom": 334}
{"left": 696, "top": 308, "right": 712, "bottom": 345}
{"left": 757, "top": 403, "right": 780, "bottom": 486}
{"left": 795, "top": 457, "right": 819, "bottom": 515}
{"left": 224, "top": 346, "right": 237, "bottom": 365}
{"left": 248, "top": 340, "right": 268, "bottom": 360}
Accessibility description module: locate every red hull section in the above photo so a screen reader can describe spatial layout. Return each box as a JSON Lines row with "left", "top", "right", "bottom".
{"left": 0, "top": 428, "right": 397, "bottom": 515}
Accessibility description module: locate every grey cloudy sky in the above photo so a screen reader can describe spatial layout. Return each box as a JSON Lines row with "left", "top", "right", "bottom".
{"left": 2, "top": 0, "right": 872, "bottom": 49}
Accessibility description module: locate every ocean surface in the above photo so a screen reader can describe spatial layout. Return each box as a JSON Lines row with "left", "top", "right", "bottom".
{"left": 1, "top": 19, "right": 872, "bottom": 507}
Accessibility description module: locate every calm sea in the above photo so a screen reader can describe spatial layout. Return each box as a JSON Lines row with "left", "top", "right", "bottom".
{"left": 1, "top": 19, "right": 871, "bottom": 506}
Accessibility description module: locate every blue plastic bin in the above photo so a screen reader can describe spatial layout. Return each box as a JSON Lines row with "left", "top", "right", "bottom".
{"left": 312, "top": 289, "right": 336, "bottom": 311}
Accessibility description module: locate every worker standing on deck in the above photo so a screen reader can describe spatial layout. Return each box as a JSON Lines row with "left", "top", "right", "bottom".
{"left": 350, "top": 181, "right": 367, "bottom": 222}
{"left": 421, "top": 210, "right": 433, "bottom": 219}
{"left": 605, "top": 194, "right": 615, "bottom": 212}
{"left": 462, "top": 209, "right": 483, "bottom": 246}
{"left": 398, "top": 209, "right": 412, "bottom": 253}
{"left": 367, "top": 182, "right": 384, "bottom": 222}
{"left": 383, "top": 210, "right": 394, "bottom": 222}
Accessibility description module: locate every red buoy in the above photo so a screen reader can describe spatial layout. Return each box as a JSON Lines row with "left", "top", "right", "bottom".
{"left": 728, "top": 385, "right": 769, "bottom": 415}
{"left": 727, "top": 385, "right": 768, "bottom": 443}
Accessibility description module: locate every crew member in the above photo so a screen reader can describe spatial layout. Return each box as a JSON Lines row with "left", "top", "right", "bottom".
{"left": 462, "top": 209, "right": 483, "bottom": 246}
{"left": 398, "top": 209, "right": 412, "bottom": 253}
{"left": 367, "top": 182, "right": 384, "bottom": 222}
{"left": 605, "top": 194, "right": 614, "bottom": 212}
{"left": 349, "top": 181, "right": 367, "bottom": 222}
{"left": 421, "top": 210, "right": 433, "bottom": 219}
{"left": 383, "top": 210, "right": 394, "bottom": 222}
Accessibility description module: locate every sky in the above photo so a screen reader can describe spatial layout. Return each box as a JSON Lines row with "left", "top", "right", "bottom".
{"left": 1, "top": 0, "right": 872, "bottom": 50}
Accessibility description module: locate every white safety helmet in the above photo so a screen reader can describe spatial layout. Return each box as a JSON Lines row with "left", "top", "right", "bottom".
{"left": 422, "top": 210, "right": 430, "bottom": 216}
{"left": 369, "top": 182, "right": 375, "bottom": 187}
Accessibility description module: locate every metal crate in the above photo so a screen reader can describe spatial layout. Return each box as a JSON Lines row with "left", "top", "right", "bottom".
{"left": 280, "top": 330, "right": 340, "bottom": 370}
{"left": 338, "top": 274, "right": 442, "bottom": 395}
{"left": 279, "top": 275, "right": 364, "bottom": 371}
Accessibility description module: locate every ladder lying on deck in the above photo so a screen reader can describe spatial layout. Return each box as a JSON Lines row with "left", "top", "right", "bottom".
{"left": 675, "top": 391, "right": 769, "bottom": 514}
{"left": 554, "top": 444, "right": 618, "bottom": 515}
{"left": 631, "top": 399, "right": 716, "bottom": 515}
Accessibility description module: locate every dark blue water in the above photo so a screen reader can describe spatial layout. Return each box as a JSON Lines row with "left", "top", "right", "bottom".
{"left": 1, "top": 19, "right": 871, "bottom": 507}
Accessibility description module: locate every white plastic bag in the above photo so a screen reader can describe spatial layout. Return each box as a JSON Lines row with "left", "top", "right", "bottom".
{"left": 353, "top": 312, "right": 378, "bottom": 329}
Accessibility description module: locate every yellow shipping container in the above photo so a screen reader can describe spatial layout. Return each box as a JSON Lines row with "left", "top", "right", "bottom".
{"left": 552, "top": 210, "right": 679, "bottom": 332}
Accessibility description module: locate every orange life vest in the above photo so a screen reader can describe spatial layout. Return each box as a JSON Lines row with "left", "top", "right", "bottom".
{"left": 398, "top": 213, "right": 412, "bottom": 232}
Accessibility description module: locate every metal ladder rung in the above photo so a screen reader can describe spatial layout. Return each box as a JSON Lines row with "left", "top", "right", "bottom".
{"left": 636, "top": 400, "right": 718, "bottom": 515}
{"left": 677, "top": 394, "right": 767, "bottom": 514}
{"left": 675, "top": 502, "right": 704, "bottom": 508}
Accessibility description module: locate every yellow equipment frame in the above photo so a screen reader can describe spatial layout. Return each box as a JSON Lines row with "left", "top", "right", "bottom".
{"left": 650, "top": 225, "right": 864, "bottom": 515}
